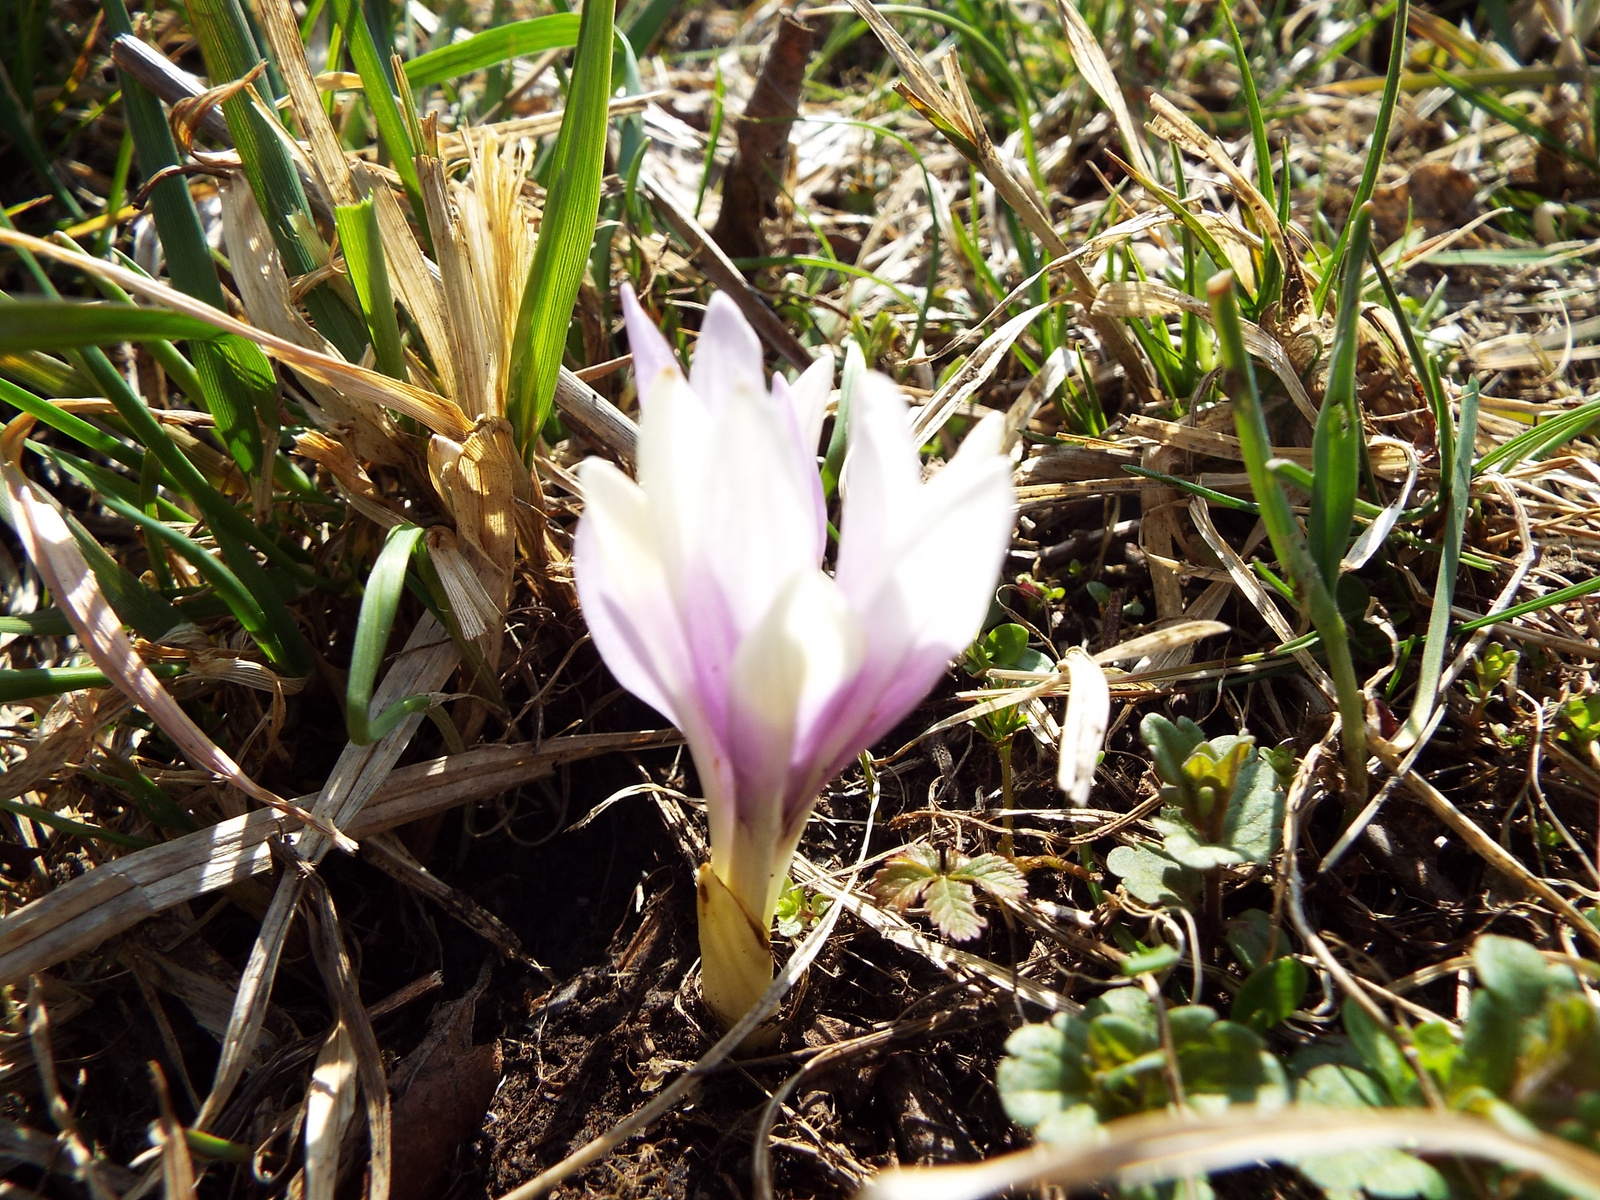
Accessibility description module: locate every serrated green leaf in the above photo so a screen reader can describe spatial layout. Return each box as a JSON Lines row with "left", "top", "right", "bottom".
{"left": 950, "top": 852, "right": 1028, "bottom": 904}
{"left": 924, "top": 873, "right": 984, "bottom": 941}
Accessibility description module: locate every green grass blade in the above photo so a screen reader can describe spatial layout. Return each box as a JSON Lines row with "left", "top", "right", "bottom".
{"left": 104, "top": 0, "right": 279, "bottom": 483}
{"left": 41, "top": 447, "right": 283, "bottom": 663}
{"left": 507, "top": 0, "right": 615, "bottom": 451}
{"left": 0, "top": 300, "right": 222, "bottom": 352}
{"left": 184, "top": 0, "right": 369, "bottom": 362}
{"left": 1456, "top": 573, "right": 1600, "bottom": 634}
{"left": 1403, "top": 379, "right": 1479, "bottom": 742}
{"left": 402, "top": 14, "right": 580, "bottom": 88}
{"left": 0, "top": 59, "right": 86, "bottom": 219}
{"left": 1474, "top": 397, "right": 1600, "bottom": 475}
{"left": 1219, "top": 0, "right": 1274, "bottom": 210}
{"left": 1314, "top": 0, "right": 1407, "bottom": 312}
{"left": 346, "top": 523, "right": 432, "bottom": 745}
{"left": 1307, "top": 204, "right": 1371, "bottom": 590}
{"left": 333, "top": 197, "right": 406, "bottom": 379}
{"left": 1210, "top": 269, "right": 1368, "bottom": 809}
{"left": 0, "top": 790, "right": 153, "bottom": 848}
{"left": 0, "top": 374, "right": 144, "bottom": 472}
{"left": 1431, "top": 66, "right": 1600, "bottom": 171}
{"left": 329, "top": 0, "right": 427, "bottom": 237}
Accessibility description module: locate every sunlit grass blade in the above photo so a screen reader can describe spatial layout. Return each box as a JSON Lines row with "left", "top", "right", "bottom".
{"left": 346, "top": 524, "right": 434, "bottom": 745}
{"left": 1219, "top": 0, "right": 1274, "bottom": 211}
{"left": 329, "top": 0, "right": 426, "bottom": 236}
{"left": 1456, "top": 571, "right": 1600, "bottom": 634}
{"left": 0, "top": 300, "right": 222, "bottom": 352}
{"left": 1431, "top": 66, "right": 1600, "bottom": 171}
{"left": 507, "top": 0, "right": 615, "bottom": 451}
{"left": 1402, "top": 379, "right": 1479, "bottom": 744}
{"left": 333, "top": 198, "right": 405, "bottom": 380}
{"left": 401, "top": 14, "right": 580, "bottom": 89}
{"left": 1307, "top": 204, "right": 1371, "bottom": 589}
{"left": 1474, "top": 396, "right": 1600, "bottom": 475}
{"left": 1208, "top": 270, "right": 1367, "bottom": 809}
{"left": 0, "top": 664, "right": 182, "bottom": 704}
{"left": 1314, "top": 0, "right": 1407, "bottom": 311}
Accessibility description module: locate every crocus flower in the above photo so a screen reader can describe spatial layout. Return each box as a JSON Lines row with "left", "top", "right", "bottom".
{"left": 575, "top": 286, "right": 1015, "bottom": 1030}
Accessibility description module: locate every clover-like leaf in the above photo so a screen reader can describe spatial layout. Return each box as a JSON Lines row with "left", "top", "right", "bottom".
{"left": 1294, "top": 1064, "right": 1448, "bottom": 1200}
{"left": 924, "top": 873, "right": 983, "bottom": 941}
{"left": 869, "top": 842, "right": 942, "bottom": 910}
{"left": 870, "top": 844, "right": 1024, "bottom": 941}
{"left": 950, "top": 852, "right": 1028, "bottom": 904}
{"left": 1106, "top": 844, "right": 1201, "bottom": 906}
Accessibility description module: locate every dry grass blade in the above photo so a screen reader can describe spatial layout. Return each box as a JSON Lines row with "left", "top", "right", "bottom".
{"left": 910, "top": 302, "right": 1051, "bottom": 443}
{"left": 1056, "top": 647, "right": 1109, "bottom": 805}
{"left": 27, "top": 979, "right": 119, "bottom": 1200}
{"left": 149, "top": 1063, "right": 198, "bottom": 1199}
{"left": 856, "top": 1106, "right": 1600, "bottom": 1200}
{"left": 303, "top": 1021, "right": 358, "bottom": 1200}
{"left": 1051, "top": 0, "right": 1155, "bottom": 178}
{"left": 308, "top": 879, "right": 391, "bottom": 1200}
{"left": 254, "top": 0, "right": 358, "bottom": 208}
{"left": 1369, "top": 733, "right": 1600, "bottom": 956}
{"left": 0, "top": 731, "right": 674, "bottom": 985}
{"left": 0, "top": 228, "right": 473, "bottom": 438}
{"left": 0, "top": 416, "right": 353, "bottom": 849}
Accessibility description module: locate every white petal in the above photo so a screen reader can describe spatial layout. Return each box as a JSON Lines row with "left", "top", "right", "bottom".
{"left": 573, "top": 458, "right": 689, "bottom": 727}
{"left": 788, "top": 349, "right": 835, "bottom": 456}
{"left": 621, "top": 283, "right": 681, "bottom": 407}
{"left": 635, "top": 371, "right": 716, "bottom": 574}
{"left": 722, "top": 571, "right": 863, "bottom": 920}
{"left": 689, "top": 292, "right": 765, "bottom": 410}
{"left": 701, "top": 384, "right": 826, "bottom": 631}
{"left": 834, "top": 372, "right": 922, "bottom": 604}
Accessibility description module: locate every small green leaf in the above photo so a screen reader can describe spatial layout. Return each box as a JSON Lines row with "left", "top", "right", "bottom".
{"left": 1232, "top": 957, "right": 1308, "bottom": 1033}
{"left": 1342, "top": 999, "right": 1417, "bottom": 1104}
{"left": 1121, "top": 945, "right": 1178, "bottom": 977}
{"left": 1105, "top": 844, "right": 1200, "bottom": 907}
{"left": 1473, "top": 934, "right": 1551, "bottom": 1017}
